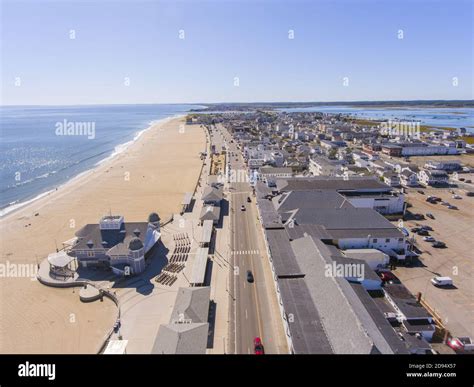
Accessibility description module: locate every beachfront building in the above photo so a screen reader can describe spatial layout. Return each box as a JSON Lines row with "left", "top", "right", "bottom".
{"left": 69, "top": 213, "right": 161, "bottom": 275}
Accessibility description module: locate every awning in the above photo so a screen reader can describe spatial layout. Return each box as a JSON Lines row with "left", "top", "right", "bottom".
{"left": 182, "top": 192, "right": 193, "bottom": 206}
{"left": 47, "top": 251, "right": 75, "bottom": 267}
{"left": 103, "top": 340, "right": 128, "bottom": 354}
{"left": 190, "top": 247, "right": 209, "bottom": 285}
{"left": 200, "top": 220, "right": 213, "bottom": 244}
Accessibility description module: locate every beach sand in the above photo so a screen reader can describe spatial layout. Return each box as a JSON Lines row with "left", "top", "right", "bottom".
{"left": 0, "top": 117, "right": 205, "bottom": 353}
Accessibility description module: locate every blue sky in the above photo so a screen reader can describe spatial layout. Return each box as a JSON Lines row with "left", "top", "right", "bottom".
{"left": 1, "top": 0, "right": 472, "bottom": 105}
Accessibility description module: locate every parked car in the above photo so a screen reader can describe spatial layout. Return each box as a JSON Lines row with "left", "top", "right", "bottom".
{"left": 417, "top": 190, "right": 425, "bottom": 195}
{"left": 254, "top": 337, "right": 265, "bottom": 355}
{"left": 113, "top": 319, "right": 121, "bottom": 333}
{"left": 441, "top": 201, "right": 450, "bottom": 206}
{"left": 423, "top": 236, "right": 435, "bottom": 242}
{"left": 448, "top": 205, "right": 458, "bottom": 210}
{"left": 240, "top": 205, "right": 246, "bottom": 211}
{"left": 247, "top": 196, "right": 251, "bottom": 203}
{"left": 452, "top": 194, "right": 462, "bottom": 199}
{"left": 432, "top": 241, "right": 446, "bottom": 248}
{"left": 431, "top": 276, "right": 453, "bottom": 287}
{"left": 421, "top": 225, "right": 433, "bottom": 231}
{"left": 417, "top": 229, "right": 430, "bottom": 236}
{"left": 246, "top": 270, "right": 254, "bottom": 283}
{"left": 413, "top": 213, "right": 425, "bottom": 220}
{"left": 426, "top": 213, "right": 435, "bottom": 219}
{"left": 411, "top": 227, "right": 421, "bottom": 233}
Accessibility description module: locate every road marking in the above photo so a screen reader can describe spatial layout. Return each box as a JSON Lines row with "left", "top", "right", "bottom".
{"left": 232, "top": 250, "right": 260, "bottom": 256}
{"left": 245, "top": 309, "right": 248, "bottom": 320}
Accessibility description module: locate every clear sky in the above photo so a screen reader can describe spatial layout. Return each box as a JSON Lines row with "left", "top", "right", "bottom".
{"left": 1, "top": 0, "right": 472, "bottom": 105}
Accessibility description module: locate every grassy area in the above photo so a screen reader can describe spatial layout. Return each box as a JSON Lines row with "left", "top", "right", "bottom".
{"left": 462, "top": 136, "right": 474, "bottom": 144}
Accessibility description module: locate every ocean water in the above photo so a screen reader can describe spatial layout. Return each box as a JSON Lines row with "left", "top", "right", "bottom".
{"left": 0, "top": 104, "right": 203, "bottom": 215}
{"left": 279, "top": 106, "right": 474, "bottom": 131}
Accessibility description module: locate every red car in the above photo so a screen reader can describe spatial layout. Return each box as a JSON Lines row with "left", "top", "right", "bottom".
{"left": 254, "top": 337, "right": 265, "bottom": 355}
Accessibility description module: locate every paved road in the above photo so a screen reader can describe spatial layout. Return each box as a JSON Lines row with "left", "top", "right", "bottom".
{"left": 212, "top": 124, "right": 286, "bottom": 354}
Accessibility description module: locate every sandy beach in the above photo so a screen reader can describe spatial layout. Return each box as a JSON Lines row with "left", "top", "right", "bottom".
{"left": 0, "top": 117, "right": 205, "bottom": 353}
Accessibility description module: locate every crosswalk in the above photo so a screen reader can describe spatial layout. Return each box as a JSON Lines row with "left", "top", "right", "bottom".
{"left": 231, "top": 250, "right": 260, "bottom": 256}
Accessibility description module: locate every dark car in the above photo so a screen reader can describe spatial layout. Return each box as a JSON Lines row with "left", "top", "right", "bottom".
{"left": 254, "top": 337, "right": 264, "bottom": 355}
{"left": 247, "top": 197, "right": 251, "bottom": 203}
{"left": 426, "top": 213, "right": 435, "bottom": 220}
{"left": 246, "top": 270, "right": 254, "bottom": 283}
{"left": 417, "top": 229, "right": 430, "bottom": 236}
{"left": 113, "top": 319, "right": 121, "bottom": 333}
{"left": 432, "top": 241, "right": 446, "bottom": 248}
{"left": 411, "top": 227, "right": 421, "bottom": 233}
{"left": 417, "top": 190, "right": 425, "bottom": 195}
{"left": 421, "top": 225, "right": 433, "bottom": 231}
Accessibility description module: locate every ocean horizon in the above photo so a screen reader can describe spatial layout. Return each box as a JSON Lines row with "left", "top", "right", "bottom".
{"left": 1, "top": 103, "right": 473, "bottom": 216}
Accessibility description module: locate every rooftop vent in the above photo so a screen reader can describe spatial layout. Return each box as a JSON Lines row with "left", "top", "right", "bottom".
{"left": 86, "top": 240, "right": 94, "bottom": 248}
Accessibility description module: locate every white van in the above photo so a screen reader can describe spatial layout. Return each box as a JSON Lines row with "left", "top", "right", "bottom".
{"left": 431, "top": 276, "right": 453, "bottom": 287}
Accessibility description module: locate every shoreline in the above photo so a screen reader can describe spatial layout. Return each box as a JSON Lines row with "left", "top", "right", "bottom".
{"left": 0, "top": 116, "right": 205, "bottom": 353}
{"left": 0, "top": 114, "right": 186, "bottom": 219}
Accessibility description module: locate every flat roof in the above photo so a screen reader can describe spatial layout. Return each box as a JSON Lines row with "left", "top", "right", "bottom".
{"left": 200, "top": 220, "right": 213, "bottom": 244}
{"left": 190, "top": 247, "right": 209, "bottom": 285}
{"left": 276, "top": 177, "right": 391, "bottom": 192}
{"left": 103, "top": 340, "right": 128, "bottom": 354}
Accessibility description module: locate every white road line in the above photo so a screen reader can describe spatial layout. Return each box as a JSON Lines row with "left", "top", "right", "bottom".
{"left": 245, "top": 309, "right": 248, "bottom": 320}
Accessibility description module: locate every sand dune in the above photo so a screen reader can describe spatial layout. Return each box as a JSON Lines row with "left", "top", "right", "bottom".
{"left": 0, "top": 117, "right": 205, "bottom": 353}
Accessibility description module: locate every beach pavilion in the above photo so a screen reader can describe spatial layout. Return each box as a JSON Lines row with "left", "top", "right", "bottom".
{"left": 47, "top": 251, "right": 77, "bottom": 279}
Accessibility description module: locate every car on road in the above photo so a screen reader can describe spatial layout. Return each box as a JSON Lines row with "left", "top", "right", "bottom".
{"left": 254, "top": 337, "right": 264, "bottom": 354}
{"left": 420, "top": 225, "right": 433, "bottom": 231}
{"left": 113, "top": 319, "right": 121, "bottom": 333}
{"left": 246, "top": 270, "right": 254, "bottom": 283}
{"left": 453, "top": 194, "right": 462, "bottom": 199}
{"left": 441, "top": 201, "right": 450, "bottom": 206}
{"left": 411, "top": 227, "right": 421, "bottom": 233}
{"left": 432, "top": 241, "right": 446, "bottom": 248}
{"left": 431, "top": 276, "right": 453, "bottom": 287}
{"left": 247, "top": 196, "right": 251, "bottom": 203}
{"left": 417, "top": 229, "right": 430, "bottom": 236}
{"left": 426, "top": 213, "right": 435, "bottom": 219}
{"left": 423, "top": 236, "right": 435, "bottom": 242}
{"left": 240, "top": 205, "right": 246, "bottom": 211}
{"left": 448, "top": 205, "right": 458, "bottom": 210}
{"left": 417, "top": 190, "right": 425, "bottom": 195}
{"left": 378, "top": 271, "right": 400, "bottom": 284}
{"left": 446, "top": 336, "right": 474, "bottom": 353}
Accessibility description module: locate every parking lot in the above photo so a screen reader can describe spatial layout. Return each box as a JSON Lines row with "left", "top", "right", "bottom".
{"left": 394, "top": 187, "right": 474, "bottom": 339}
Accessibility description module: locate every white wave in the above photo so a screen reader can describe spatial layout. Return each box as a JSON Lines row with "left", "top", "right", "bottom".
{"left": 1, "top": 114, "right": 187, "bottom": 218}
{"left": 0, "top": 189, "right": 56, "bottom": 217}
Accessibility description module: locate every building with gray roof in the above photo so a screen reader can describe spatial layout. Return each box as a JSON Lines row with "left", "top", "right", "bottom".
{"left": 152, "top": 323, "right": 209, "bottom": 354}
{"left": 152, "top": 286, "right": 211, "bottom": 354}
{"left": 70, "top": 214, "right": 161, "bottom": 275}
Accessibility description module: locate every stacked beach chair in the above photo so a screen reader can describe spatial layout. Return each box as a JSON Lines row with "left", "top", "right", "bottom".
{"left": 155, "top": 232, "right": 191, "bottom": 286}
